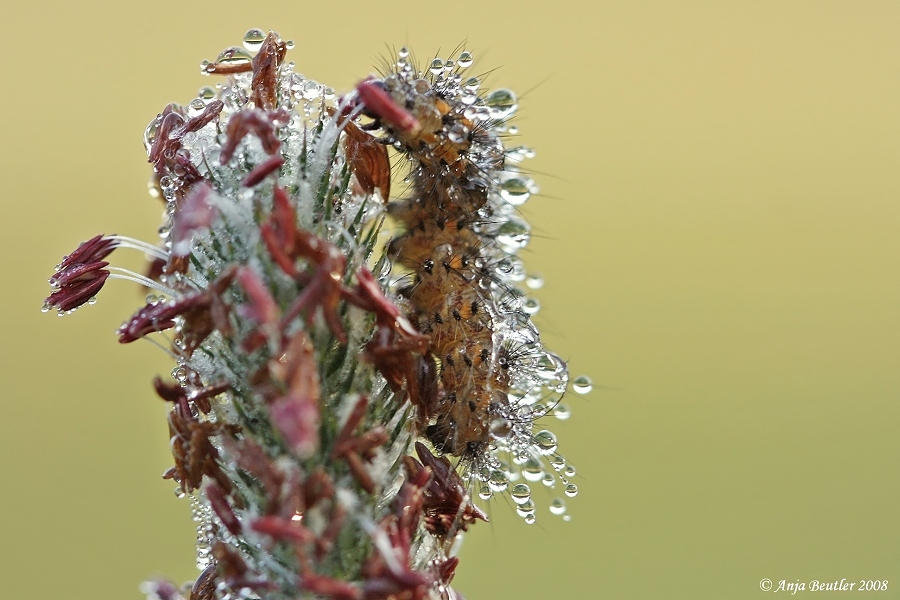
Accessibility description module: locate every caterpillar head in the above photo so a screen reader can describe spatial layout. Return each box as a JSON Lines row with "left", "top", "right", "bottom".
{"left": 356, "top": 76, "right": 475, "bottom": 169}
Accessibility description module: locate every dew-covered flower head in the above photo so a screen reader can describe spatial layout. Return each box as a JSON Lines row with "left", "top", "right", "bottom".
{"left": 45, "top": 29, "right": 582, "bottom": 599}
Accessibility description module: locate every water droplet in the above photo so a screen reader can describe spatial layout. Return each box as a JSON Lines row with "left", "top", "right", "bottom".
{"left": 429, "top": 58, "right": 444, "bottom": 75}
{"left": 572, "top": 375, "right": 593, "bottom": 394}
{"left": 533, "top": 353, "right": 562, "bottom": 382}
{"left": 563, "top": 514, "right": 572, "bottom": 522}
{"left": 515, "top": 498, "right": 535, "bottom": 517}
{"left": 549, "top": 498, "right": 567, "bottom": 515}
{"left": 447, "top": 123, "right": 469, "bottom": 144}
{"left": 172, "top": 365, "right": 188, "bottom": 383}
{"left": 522, "top": 457, "right": 544, "bottom": 482}
{"left": 523, "top": 297, "right": 540, "bottom": 315}
{"left": 199, "top": 59, "right": 211, "bottom": 75}
{"left": 499, "top": 176, "right": 532, "bottom": 205}
{"left": 174, "top": 486, "right": 185, "bottom": 498}
{"left": 143, "top": 116, "right": 161, "bottom": 154}
{"left": 564, "top": 483, "right": 579, "bottom": 497}
{"left": 198, "top": 86, "right": 216, "bottom": 101}
{"left": 458, "top": 51, "right": 474, "bottom": 68}
{"left": 285, "top": 40, "right": 295, "bottom": 50}
{"left": 504, "top": 145, "right": 531, "bottom": 162}
{"left": 564, "top": 464, "right": 576, "bottom": 478}
{"left": 242, "top": 28, "right": 266, "bottom": 52}
{"left": 490, "top": 417, "right": 511, "bottom": 438}
{"left": 443, "top": 59, "right": 455, "bottom": 71}
{"left": 554, "top": 403, "right": 572, "bottom": 421}
{"left": 478, "top": 485, "right": 493, "bottom": 500}
{"left": 488, "top": 470, "right": 509, "bottom": 493}
{"left": 548, "top": 454, "right": 566, "bottom": 472}
{"left": 485, "top": 88, "right": 518, "bottom": 119}
{"left": 300, "top": 80, "right": 320, "bottom": 100}
{"left": 510, "top": 483, "right": 531, "bottom": 505}
{"left": 188, "top": 98, "right": 206, "bottom": 116}
{"left": 524, "top": 513, "right": 536, "bottom": 524}
{"left": 398, "top": 47, "right": 409, "bottom": 59}
{"left": 534, "top": 430, "right": 558, "bottom": 455}
{"left": 525, "top": 273, "right": 544, "bottom": 289}
{"left": 496, "top": 217, "right": 530, "bottom": 251}
{"left": 508, "top": 125, "right": 520, "bottom": 135}
{"left": 215, "top": 47, "right": 253, "bottom": 70}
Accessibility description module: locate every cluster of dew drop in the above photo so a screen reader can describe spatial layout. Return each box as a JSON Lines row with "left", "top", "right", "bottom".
{"left": 472, "top": 375, "right": 593, "bottom": 525}
{"left": 136, "top": 25, "right": 393, "bottom": 387}
{"left": 143, "top": 28, "right": 368, "bottom": 223}
{"left": 384, "top": 46, "right": 592, "bottom": 525}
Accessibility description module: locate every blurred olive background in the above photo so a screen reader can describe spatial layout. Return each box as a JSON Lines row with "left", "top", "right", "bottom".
{"left": 3, "top": 1, "right": 898, "bottom": 598}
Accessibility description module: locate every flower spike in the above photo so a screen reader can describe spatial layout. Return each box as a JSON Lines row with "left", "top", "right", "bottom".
{"left": 45, "top": 32, "right": 578, "bottom": 599}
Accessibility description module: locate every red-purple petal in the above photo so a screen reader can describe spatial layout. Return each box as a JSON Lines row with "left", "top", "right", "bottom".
{"left": 270, "top": 395, "right": 319, "bottom": 458}
{"left": 242, "top": 155, "right": 284, "bottom": 187}
{"left": 45, "top": 270, "right": 110, "bottom": 312}
{"left": 171, "top": 182, "right": 216, "bottom": 257}
{"left": 57, "top": 234, "right": 116, "bottom": 272}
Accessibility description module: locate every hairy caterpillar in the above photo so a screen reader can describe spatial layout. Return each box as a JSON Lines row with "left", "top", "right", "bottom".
{"left": 355, "top": 48, "right": 576, "bottom": 515}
